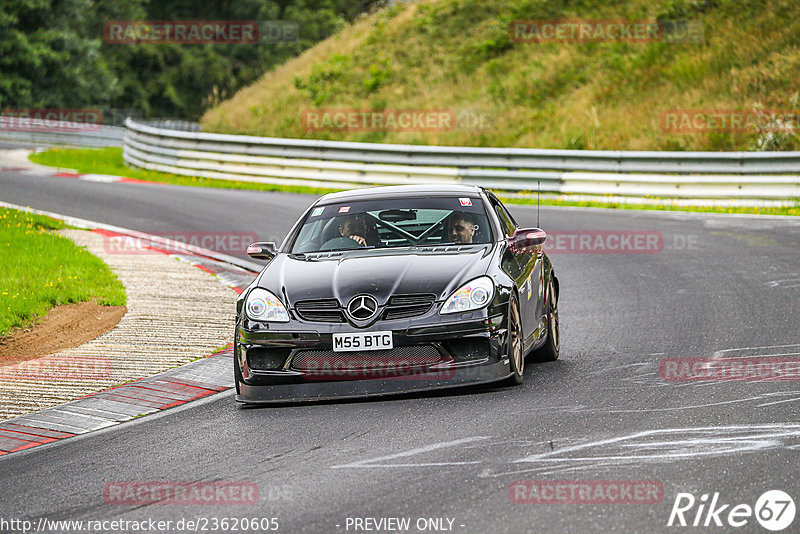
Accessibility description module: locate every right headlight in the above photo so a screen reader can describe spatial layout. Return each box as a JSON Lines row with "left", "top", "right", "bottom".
{"left": 440, "top": 276, "right": 495, "bottom": 315}
{"left": 245, "top": 288, "right": 289, "bottom": 322}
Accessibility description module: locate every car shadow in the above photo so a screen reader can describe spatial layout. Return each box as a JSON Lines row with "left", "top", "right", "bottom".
{"left": 238, "top": 358, "right": 568, "bottom": 410}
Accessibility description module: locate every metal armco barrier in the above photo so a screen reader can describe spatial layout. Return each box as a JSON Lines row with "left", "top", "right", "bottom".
{"left": 123, "top": 118, "right": 800, "bottom": 201}
{"left": 0, "top": 116, "right": 125, "bottom": 147}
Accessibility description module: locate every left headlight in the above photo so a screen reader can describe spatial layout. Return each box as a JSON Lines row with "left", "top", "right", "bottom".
{"left": 440, "top": 276, "right": 495, "bottom": 315}
{"left": 245, "top": 288, "right": 290, "bottom": 322}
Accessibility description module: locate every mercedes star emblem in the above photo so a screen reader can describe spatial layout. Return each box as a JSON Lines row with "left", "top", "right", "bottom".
{"left": 347, "top": 295, "right": 379, "bottom": 320}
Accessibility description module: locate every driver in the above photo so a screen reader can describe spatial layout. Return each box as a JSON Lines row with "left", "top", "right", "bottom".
{"left": 339, "top": 214, "right": 367, "bottom": 246}
{"left": 445, "top": 212, "right": 477, "bottom": 244}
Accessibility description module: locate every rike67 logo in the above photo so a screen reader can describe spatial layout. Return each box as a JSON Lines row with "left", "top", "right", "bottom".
{"left": 668, "top": 490, "right": 795, "bottom": 531}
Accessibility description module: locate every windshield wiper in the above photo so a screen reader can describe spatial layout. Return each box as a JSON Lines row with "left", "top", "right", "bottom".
{"left": 409, "top": 242, "right": 457, "bottom": 248}
{"left": 308, "top": 246, "right": 376, "bottom": 255}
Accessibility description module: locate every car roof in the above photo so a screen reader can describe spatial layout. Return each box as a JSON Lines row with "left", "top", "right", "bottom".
{"left": 316, "top": 184, "right": 485, "bottom": 205}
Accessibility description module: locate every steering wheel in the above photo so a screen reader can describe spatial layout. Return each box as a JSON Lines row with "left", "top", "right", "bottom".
{"left": 319, "top": 236, "right": 365, "bottom": 251}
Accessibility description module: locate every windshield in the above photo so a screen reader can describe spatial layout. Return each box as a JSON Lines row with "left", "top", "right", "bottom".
{"left": 290, "top": 197, "right": 493, "bottom": 254}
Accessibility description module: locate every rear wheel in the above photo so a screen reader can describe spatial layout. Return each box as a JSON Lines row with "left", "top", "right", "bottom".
{"left": 505, "top": 295, "right": 524, "bottom": 385}
{"left": 531, "top": 278, "right": 559, "bottom": 362}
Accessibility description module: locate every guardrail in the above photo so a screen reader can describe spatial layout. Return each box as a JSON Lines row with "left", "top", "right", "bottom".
{"left": 123, "top": 118, "right": 800, "bottom": 201}
{"left": 0, "top": 116, "right": 125, "bottom": 147}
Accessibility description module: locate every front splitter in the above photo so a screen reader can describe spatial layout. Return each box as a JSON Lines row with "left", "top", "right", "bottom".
{"left": 235, "top": 360, "right": 511, "bottom": 404}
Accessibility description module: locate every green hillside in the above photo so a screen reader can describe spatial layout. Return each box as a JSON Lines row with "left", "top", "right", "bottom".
{"left": 202, "top": 0, "right": 800, "bottom": 151}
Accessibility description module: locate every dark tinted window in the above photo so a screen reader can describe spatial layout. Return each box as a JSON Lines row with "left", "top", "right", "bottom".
{"left": 489, "top": 197, "right": 516, "bottom": 237}
{"left": 291, "top": 197, "right": 493, "bottom": 253}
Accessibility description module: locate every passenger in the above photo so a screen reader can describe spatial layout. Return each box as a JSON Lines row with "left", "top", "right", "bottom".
{"left": 445, "top": 212, "right": 477, "bottom": 244}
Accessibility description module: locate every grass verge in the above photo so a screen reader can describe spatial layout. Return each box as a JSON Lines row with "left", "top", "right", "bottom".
{"left": 202, "top": 0, "right": 800, "bottom": 152}
{"left": 29, "top": 147, "right": 800, "bottom": 216}
{"left": 0, "top": 208, "right": 126, "bottom": 336}
{"left": 29, "top": 147, "right": 342, "bottom": 196}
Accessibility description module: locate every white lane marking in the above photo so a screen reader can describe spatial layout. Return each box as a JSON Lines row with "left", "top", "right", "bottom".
{"left": 604, "top": 395, "right": 775, "bottom": 413}
{"left": 506, "top": 404, "right": 588, "bottom": 415}
{"left": 330, "top": 436, "right": 490, "bottom": 469}
{"left": 756, "top": 397, "right": 800, "bottom": 408}
{"left": 765, "top": 279, "right": 800, "bottom": 288}
{"left": 473, "top": 423, "right": 800, "bottom": 479}
{"left": 481, "top": 464, "right": 615, "bottom": 479}
{"left": 713, "top": 344, "right": 800, "bottom": 359}
{"left": 710, "top": 351, "right": 800, "bottom": 360}
{"left": 514, "top": 423, "right": 800, "bottom": 465}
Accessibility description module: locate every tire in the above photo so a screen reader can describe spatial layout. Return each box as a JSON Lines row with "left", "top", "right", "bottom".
{"left": 505, "top": 294, "right": 525, "bottom": 386}
{"left": 531, "top": 277, "right": 559, "bottom": 362}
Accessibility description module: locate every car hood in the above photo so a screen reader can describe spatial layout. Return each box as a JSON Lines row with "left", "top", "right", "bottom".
{"left": 258, "top": 246, "right": 495, "bottom": 306}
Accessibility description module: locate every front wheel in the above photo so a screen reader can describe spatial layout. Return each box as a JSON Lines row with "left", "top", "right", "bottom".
{"left": 531, "top": 277, "right": 559, "bottom": 362}
{"left": 505, "top": 295, "right": 524, "bottom": 386}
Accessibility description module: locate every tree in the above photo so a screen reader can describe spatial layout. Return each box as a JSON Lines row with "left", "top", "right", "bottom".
{"left": 0, "top": 0, "right": 384, "bottom": 120}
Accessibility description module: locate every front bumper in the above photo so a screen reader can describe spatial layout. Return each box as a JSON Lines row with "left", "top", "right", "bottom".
{"left": 236, "top": 360, "right": 511, "bottom": 404}
{"left": 234, "top": 312, "right": 511, "bottom": 404}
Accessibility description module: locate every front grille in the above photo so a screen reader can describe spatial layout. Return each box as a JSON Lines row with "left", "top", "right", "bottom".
{"left": 247, "top": 347, "right": 291, "bottom": 370}
{"left": 383, "top": 294, "right": 436, "bottom": 320}
{"left": 294, "top": 299, "right": 345, "bottom": 323}
{"left": 291, "top": 345, "right": 444, "bottom": 372}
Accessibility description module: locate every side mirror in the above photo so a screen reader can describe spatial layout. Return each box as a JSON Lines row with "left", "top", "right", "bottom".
{"left": 508, "top": 228, "right": 547, "bottom": 254}
{"left": 246, "top": 241, "right": 278, "bottom": 261}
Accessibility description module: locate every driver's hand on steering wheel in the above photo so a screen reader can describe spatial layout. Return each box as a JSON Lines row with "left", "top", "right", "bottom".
{"left": 347, "top": 234, "right": 367, "bottom": 246}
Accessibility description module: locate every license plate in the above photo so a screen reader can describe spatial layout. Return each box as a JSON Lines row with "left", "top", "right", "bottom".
{"left": 333, "top": 331, "right": 393, "bottom": 352}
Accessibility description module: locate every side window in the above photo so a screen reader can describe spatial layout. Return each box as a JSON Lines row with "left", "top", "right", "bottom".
{"left": 489, "top": 197, "right": 516, "bottom": 237}
{"left": 499, "top": 201, "right": 519, "bottom": 228}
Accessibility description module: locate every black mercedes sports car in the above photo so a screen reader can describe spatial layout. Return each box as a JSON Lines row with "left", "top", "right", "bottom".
{"left": 235, "top": 184, "right": 559, "bottom": 404}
